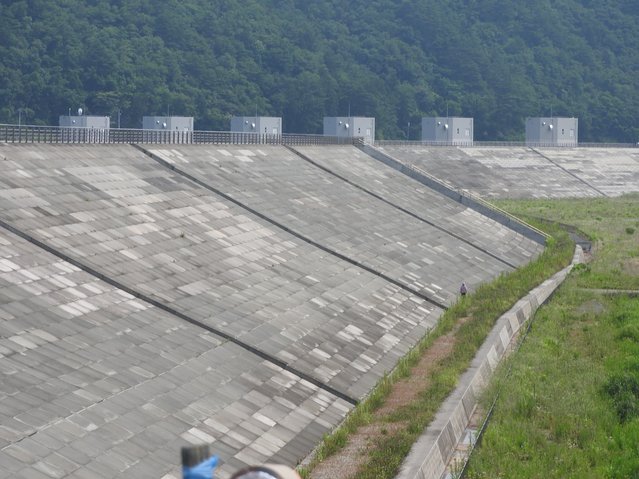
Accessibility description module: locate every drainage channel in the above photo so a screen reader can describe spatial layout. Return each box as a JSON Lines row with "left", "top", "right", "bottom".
{"left": 440, "top": 246, "right": 585, "bottom": 479}
{"left": 0, "top": 217, "right": 359, "bottom": 406}
{"left": 443, "top": 318, "right": 531, "bottom": 479}
{"left": 132, "top": 143, "right": 449, "bottom": 312}
{"left": 446, "top": 288, "right": 544, "bottom": 479}
{"left": 284, "top": 145, "right": 519, "bottom": 270}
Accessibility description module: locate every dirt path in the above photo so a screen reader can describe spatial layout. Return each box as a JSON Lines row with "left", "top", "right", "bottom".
{"left": 307, "top": 319, "right": 469, "bottom": 479}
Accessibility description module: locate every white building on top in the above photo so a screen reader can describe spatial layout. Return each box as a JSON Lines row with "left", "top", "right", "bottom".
{"left": 230, "top": 116, "right": 282, "bottom": 135}
{"left": 143, "top": 116, "right": 194, "bottom": 131}
{"left": 323, "top": 117, "right": 375, "bottom": 144}
{"left": 526, "top": 117, "right": 578, "bottom": 146}
{"left": 421, "top": 117, "right": 473, "bottom": 145}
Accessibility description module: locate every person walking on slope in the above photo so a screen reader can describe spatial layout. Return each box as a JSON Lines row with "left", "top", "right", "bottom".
{"left": 460, "top": 282, "right": 467, "bottom": 296}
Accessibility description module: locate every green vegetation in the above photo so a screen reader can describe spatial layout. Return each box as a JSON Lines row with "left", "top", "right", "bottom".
{"left": 498, "top": 195, "right": 639, "bottom": 290}
{"left": 300, "top": 221, "right": 574, "bottom": 478}
{"left": 466, "top": 194, "right": 639, "bottom": 479}
{"left": 1, "top": 1, "right": 638, "bottom": 141}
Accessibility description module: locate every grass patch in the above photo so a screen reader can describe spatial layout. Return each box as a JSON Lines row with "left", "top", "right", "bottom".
{"left": 495, "top": 195, "right": 639, "bottom": 290}
{"left": 604, "top": 372, "right": 639, "bottom": 423}
{"left": 300, "top": 221, "right": 574, "bottom": 479}
{"left": 466, "top": 194, "right": 639, "bottom": 479}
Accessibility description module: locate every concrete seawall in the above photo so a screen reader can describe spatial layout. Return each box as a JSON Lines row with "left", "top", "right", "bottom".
{"left": 397, "top": 246, "right": 585, "bottom": 479}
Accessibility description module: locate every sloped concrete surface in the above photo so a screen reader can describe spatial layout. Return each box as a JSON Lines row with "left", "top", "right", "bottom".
{"left": 379, "top": 146, "right": 611, "bottom": 199}
{"left": 536, "top": 147, "right": 639, "bottom": 197}
{"left": 146, "top": 145, "right": 536, "bottom": 305}
{"left": 0, "top": 228, "right": 350, "bottom": 479}
{"left": 293, "top": 145, "right": 542, "bottom": 267}
{"left": 0, "top": 143, "right": 544, "bottom": 478}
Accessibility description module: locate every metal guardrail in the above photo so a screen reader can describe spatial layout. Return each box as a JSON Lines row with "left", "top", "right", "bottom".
{"left": 0, "top": 124, "right": 364, "bottom": 146}
{"left": 375, "top": 140, "right": 639, "bottom": 148}
{"left": 1, "top": 125, "right": 633, "bottom": 148}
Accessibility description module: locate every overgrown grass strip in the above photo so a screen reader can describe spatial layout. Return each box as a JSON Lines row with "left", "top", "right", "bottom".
{"left": 465, "top": 195, "right": 639, "bottom": 478}
{"left": 300, "top": 221, "right": 574, "bottom": 479}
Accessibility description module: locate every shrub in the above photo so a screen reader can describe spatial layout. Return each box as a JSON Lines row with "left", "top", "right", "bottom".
{"left": 604, "top": 373, "right": 639, "bottom": 422}
{"left": 572, "top": 263, "right": 590, "bottom": 274}
{"left": 617, "top": 325, "right": 639, "bottom": 342}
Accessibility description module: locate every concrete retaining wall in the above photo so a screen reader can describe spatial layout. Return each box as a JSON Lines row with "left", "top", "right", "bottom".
{"left": 357, "top": 144, "right": 548, "bottom": 246}
{"left": 396, "top": 246, "right": 584, "bottom": 479}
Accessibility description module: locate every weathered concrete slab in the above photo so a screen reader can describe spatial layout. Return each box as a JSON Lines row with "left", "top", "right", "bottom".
{"left": 379, "top": 145, "right": 606, "bottom": 199}
{"left": 294, "top": 145, "right": 543, "bottom": 267}
{"left": 146, "top": 145, "right": 534, "bottom": 305}
{"left": 0, "top": 144, "right": 441, "bottom": 403}
{"left": 536, "top": 147, "right": 639, "bottom": 197}
{"left": 0, "top": 228, "right": 351, "bottom": 479}
{"left": 0, "top": 142, "right": 555, "bottom": 478}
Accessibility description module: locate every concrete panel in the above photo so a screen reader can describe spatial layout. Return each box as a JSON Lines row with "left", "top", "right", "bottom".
{"left": 293, "top": 145, "right": 543, "bottom": 268}
{"left": 537, "top": 147, "right": 639, "bottom": 197}
{"left": 0, "top": 228, "right": 351, "bottom": 478}
{"left": 0, "top": 144, "right": 445, "bottom": 402}
{"left": 145, "top": 144, "right": 532, "bottom": 306}
{"left": 379, "top": 145, "right": 607, "bottom": 199}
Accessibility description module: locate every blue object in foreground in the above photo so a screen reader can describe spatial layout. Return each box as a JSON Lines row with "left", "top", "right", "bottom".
{"left": 183, "top": 455, "right": 219, "bottom": 479}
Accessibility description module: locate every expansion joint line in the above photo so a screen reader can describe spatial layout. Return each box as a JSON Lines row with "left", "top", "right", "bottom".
{"left": 283, "top": 145, "right": 518, "bottom": 270}
{"left": 0, "top": 217, "right": 358, "bottom": 406}
{"left": 530, "top": 148, "right": 608, "bottom": 197}
{"left": 131, "top": 143, "right": 449, "bottom": 312}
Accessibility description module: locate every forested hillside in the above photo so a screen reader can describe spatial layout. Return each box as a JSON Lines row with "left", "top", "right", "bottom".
{"left": 1, "top": 0, "right": 638, "bottom": 141}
